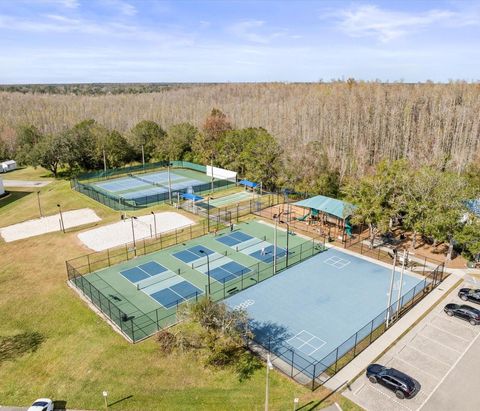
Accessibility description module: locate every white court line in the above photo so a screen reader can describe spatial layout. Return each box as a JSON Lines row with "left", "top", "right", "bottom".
{"left": 418, "top": 326, "right": 480, "bottom": 410}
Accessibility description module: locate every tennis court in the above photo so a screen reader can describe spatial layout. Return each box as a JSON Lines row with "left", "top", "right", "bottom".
{"left": 76, "top": 220, "right": 313, "bottom": 340}
{"left": 225, "top": 247, "right": 427, "bottom": 378}
{"left": 91, "top": 168, "right": 212, "bottom": 204}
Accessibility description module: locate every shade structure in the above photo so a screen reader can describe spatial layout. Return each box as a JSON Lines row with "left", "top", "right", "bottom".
{"left": 292, "top": 195, "right": 356, "bottom": 219}
{"left": 181, "top": 193, "right": 204, "bottom": 201}
{"left": 239, "top": 180, "right": 258, "bottom": 188}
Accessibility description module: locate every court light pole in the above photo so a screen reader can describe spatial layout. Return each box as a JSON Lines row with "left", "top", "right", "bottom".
{"left": 386, "top": 249, "right": 397, "bottom": 328}
{"left": 57, "top": 203, "right": 65, "bottom": 233}
{"left": 264, "top": 354, "right": 273, "bottom": 411}
{"left": 293, "top": 398, "right": 299, "bottom": 411}
{"left": 151, "top": 211, "right": 157, "bottom": 239}
{"left": 131, "top": 216, "right": 138, "bottom": 256}
{"left": 199, "top": 249, "right": 211, "bottom": 295}
{"left": 280, "top": 220, "right": 290, "bottom": 267}
{"left": 207, "top": 196, "right": 210, "bottom": 232}
{"left": 395, "top": 250, "right": 408, "bottom": 318}
{"left": 141, "top": 145, "right": 145, "bottom": 169}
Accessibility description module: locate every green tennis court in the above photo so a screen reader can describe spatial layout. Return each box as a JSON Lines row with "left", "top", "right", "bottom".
{"left": 79, "top": 219, "right": 318, "bottom": 340}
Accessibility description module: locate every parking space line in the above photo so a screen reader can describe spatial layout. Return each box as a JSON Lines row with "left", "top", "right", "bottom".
{"left": 418, "top": 332, "right": 462, "bottom": 354}
{"left": 427, "top": 321, "right": 471, "bottom": 342}
{"left": 353, "top": 382, "right": 365, "bottom": 395}
{"left": 368, "top": 384, "right": 415, "bottom": 411}
{"left": 435, "top": 311, "right": 480, "bottom": 331}
{"left": 406, "top": 344, "right": 452, "bottom": 367}
{"left": 394, "top": 356, "right": 440, "bottom": 381}
{"left": 418, "top": 326, "right": 480, "bottom": 410}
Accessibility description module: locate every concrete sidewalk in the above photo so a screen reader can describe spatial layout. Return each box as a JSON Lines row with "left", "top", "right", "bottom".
{"left": 323, "top": 272, "right": 462, "bottom": 391}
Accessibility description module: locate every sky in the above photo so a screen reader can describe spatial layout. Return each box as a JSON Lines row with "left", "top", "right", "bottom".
{"left": 0, "top": 0, "right": 479, "bottom": 84}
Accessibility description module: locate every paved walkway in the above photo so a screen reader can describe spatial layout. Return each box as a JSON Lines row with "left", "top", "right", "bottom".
{"left": 2, "top": 180, "right": 52, "bottom": 188}
{"left": 323, "top": 272, "right": 462, "bottom": 391}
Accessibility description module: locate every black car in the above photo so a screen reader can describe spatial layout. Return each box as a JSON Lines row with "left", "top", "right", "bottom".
{"left": 444, "top": 303, "right": 480, "bottom": 325}
{"left": 458, "top": 288, "right": 480, "bottom": 304}
{"left": 366, "top": 364, "right": 418, "bottom": 399}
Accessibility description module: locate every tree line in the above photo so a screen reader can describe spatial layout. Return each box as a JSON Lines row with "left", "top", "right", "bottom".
{"left": 1, "top": 82, "right": 479, "bottom": 180}
{"left": 345, "top": 160, "right": 480, "bottom": 263}
{"left": 12, "top": 109, "right": 283, "bottom": 189}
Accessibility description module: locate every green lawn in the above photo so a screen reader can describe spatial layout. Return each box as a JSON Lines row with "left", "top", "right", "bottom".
{"left": 0, "top": 168, "right": 362, "bottom": 411}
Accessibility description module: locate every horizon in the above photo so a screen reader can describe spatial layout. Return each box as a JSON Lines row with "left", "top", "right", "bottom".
{"left": 0, "top": 0, "right": 479, "bottom": 83}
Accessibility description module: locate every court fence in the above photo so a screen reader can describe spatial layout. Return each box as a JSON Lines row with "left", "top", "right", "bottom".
{"left": 180, "top": 192, "right": 280, "bottom": 226}
{"left": 250, "top": 261, "right": 445, "bottom": 390}
{"left": 70, "top": 161, "right": 237, "bottom": 210}
{"left": 66, "top": 230, "right": 327, "bottom": 343}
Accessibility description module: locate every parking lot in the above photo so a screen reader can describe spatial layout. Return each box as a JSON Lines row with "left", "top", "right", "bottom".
{"left": 344, "top": 281, "right": 480, "bottom": 411}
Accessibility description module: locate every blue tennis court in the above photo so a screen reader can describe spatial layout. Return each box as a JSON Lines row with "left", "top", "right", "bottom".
{"left": 173, "top": 245, "right": 215, "bottom": 264}
{"left": 120, "top": 261, "right": 168, "bottom": 283}
{"left": 120, "top": 260, "right": 203, "bottom": 308}
{"left": 225, "top": 247, "right": 425, "bottom": 377}
{"left": 150, "top": 280, "right": 203, "bottom": 308}
{"left": 173, "top": 245, "right": 251, "bottom": 284}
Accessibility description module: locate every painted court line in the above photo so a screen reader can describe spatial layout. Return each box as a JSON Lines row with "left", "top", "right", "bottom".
{"left": 418, "top": 326, "right": 480, "bottom": 410}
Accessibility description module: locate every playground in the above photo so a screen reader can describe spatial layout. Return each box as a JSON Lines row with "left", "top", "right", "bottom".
{"left": 257, "top": 195, "right": 355, "bottom": 242}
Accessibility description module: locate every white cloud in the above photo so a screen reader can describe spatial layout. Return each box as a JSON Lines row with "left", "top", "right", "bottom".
{"left": 228, "top": 20, "right": 287, "bottom": 44}
{"left": 334, "top": 4, "right": 477, "bottom": 42}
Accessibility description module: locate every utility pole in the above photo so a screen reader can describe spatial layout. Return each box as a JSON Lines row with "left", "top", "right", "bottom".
{"left": 141, "top": 145, "right": 145, "bottom": 170}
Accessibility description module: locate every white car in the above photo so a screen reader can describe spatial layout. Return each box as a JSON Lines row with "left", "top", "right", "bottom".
{"left": 27, "top": 398, "right": 54, "bottom": 411}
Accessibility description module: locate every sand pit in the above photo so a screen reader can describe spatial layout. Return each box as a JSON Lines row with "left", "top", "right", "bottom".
{"left": 0, "top": 208, "right": 101, "bottom": 242}
{"left": 78, "top": 211, "right": 195, "bottom": 251}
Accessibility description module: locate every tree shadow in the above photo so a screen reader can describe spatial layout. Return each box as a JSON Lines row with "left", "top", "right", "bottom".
{"left": 249, "top": 320, "right": 292, "bottom": 351}
{"left": 0, "top": 190, "right": 32, "bottom": 208}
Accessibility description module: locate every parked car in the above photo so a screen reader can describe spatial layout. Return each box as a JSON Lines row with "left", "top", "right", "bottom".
{"left": 366, "top": 364, "right": 418, "bottom": 399}
{"left": 444, "top": 303, "right": 480, "bottom": 325}
{"left": 458, "top": 288, "right": 480, "bottom": 304}
{"left": 27, "top": 398, "right": 54, "bottom": 411}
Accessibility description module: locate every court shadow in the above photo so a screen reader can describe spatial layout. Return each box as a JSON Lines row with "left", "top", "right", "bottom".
{"left": 249, "top": 320, "right": 292, "bottom": 351}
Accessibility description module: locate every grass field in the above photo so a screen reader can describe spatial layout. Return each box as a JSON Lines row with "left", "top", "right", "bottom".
{"left": 0, "top": 167, "right": 361, "bottom": 411}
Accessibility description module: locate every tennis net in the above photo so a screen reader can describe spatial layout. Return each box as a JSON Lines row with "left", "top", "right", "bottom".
{"left": 236, "top": 236, "right": 267, "bottom": 252}
{"left": 129, "top": 173, "right": 169, "bottom": 190}
{"left": 191, "top": 250, "right": 228, "bottom": 269}
{"left": 136, "top": 271, "right": 178, "bottom": 290}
